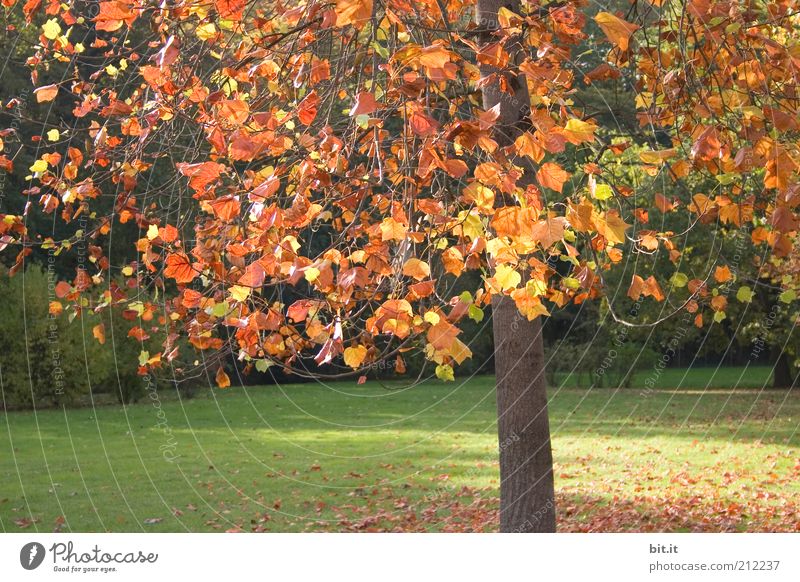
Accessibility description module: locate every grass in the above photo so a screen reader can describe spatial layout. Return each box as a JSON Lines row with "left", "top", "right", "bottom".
{"left": 1, "top": 366, "right": 798, "bottom": 532}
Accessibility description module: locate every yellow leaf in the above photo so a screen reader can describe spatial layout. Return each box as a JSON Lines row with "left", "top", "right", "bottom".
{"left": 147, "top": 224, "right": 159, "bottom": 240}
{"left": 493, "top": 264, "right": 521, "bottom": 291}
{"left": 563, "top": 118, "right": 596, "bottom": 144}
{"left": 462, "top": 182, "right": 495, "bottom": 214}
{"left": 42, "top": 19, "right": 61, "bottom": 40}
{"left": 343, "top": 345, "right": 368, "bottom": 368}
{"left": 423, "top": 311, "right": 440, "bottom": 325}
{"left": 46, "top": 129, "right": 60, "bottom": 142}
{"left": 229, "top": 285, "right": 250, "bottom": 302}
{"left": 379, "top": 217, "right": 407, "bottom": 241}
{"left": 639, "top": 149, "right": 677, "bottom": 164}
{"left": 30, "top": 159, "right": 48, "bottom": 173}
{"left": 435, "top": 363, "right": 454, "bottom": 381}
{"left": 196, "top": 22, "right": 217, "bottom": 41}
{"left": 304, "top": 267, "right": 321, "bottom": 282}
{"left": 594, "top": 12, "right": 639, "bottom": 51}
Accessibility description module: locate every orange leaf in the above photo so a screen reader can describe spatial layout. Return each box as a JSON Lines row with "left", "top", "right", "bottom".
{"left": 215, "top": 0, "right": 246, "bottom": 20}
{"left": 335, "top": 0, "right": 372, "bottom": 27}
{"left": 215, "top": 366, "right": 231, "bottom": 388}
{"left": 297, "top": 91, "right": 319, "bottom": 125}
{"left": 94, "top": 1, "right": 138, "bottom": 32}
{"left": 92, "top": 323, "right": 106, "bottom": 345}
{"left": 628, "top": 275, "right": 665, "bottom": 301}
{"left": 177, "top": 161, "right": 225, "bottom": 194}
{"left": 714, "top": 265, "right": 732, "bottom": 283}
{"left": 349, "top": 92, "right": 378, "bottom": 116}
{"left": 164, "top": 253, "right": 196, "bottom": 284}
{"left": 594, "top": 12, "right": 639, "bottom": 51}
{"left": 34, "top": 84, "right": 58, "bottom": 103}
{"left": 208, "top": 195, "right": 240, "bottom": 221}
{"left": 536, "top": 162, "right": 569, "bottom": 193}
{"left": 402, "top": 258, "right": 430, "bottom": 281}
{"left": 409, "top": 111, "right": 439, "bottom": 137}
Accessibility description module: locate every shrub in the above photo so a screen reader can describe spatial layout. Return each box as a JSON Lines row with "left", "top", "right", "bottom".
{"left": 0, "top": 265, "right": 99, "bottom": 408}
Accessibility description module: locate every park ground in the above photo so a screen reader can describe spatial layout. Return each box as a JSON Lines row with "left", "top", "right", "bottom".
{"left": 1, "top": 366, "right": 798, "bottom": 532}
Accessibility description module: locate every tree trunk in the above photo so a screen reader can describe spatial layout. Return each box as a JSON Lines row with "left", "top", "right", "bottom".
{"left": 476, "top": 0, "right": 556, "bottom": 532}
{"left": 492, "top": 297, "right": 556, "bottom": 532}
{"left": 772, "top": 349, "right": 796, "bottom": 389}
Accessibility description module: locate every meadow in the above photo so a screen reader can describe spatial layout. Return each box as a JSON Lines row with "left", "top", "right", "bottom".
{"left": 1, "top": 367, "right": 798, "bottom": 532}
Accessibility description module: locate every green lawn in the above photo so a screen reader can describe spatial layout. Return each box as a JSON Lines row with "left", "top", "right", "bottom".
{"left": 1, "top": 367, "right": 798, "bottom": 532}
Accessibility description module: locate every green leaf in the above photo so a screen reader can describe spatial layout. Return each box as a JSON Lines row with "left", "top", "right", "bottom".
{"left": 255, "top": 359, "right": 273, "bottom": 373}
{"left": 468, "top": 304, "right": 484, "bottom": 323}
{"left": 779, "top": 289, "right": 796, "bottom": 304}
{"left": 211, "top": 300, "right": 228, "bottom": 317}
{"left": 435, "top": 364, "right": 454, "bottom": 382}
{"left": 670, "top": 272, "right": 688, "bottom": 288}
{"left": 736, "top": 286, "right": 754, "bottom": 303}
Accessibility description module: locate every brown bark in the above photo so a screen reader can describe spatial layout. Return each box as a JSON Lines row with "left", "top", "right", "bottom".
{"left": 476, "top": 0, "right": 556, "bottom": 532}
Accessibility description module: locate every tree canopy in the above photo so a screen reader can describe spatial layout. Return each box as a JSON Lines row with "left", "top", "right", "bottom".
{"left": 1, "top": 0, "right": 798, "bottom": 385}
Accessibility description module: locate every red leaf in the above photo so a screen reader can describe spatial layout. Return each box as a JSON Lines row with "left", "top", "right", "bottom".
{"left": 297, "top": 91, "right": 320, "bottom": 126}
{"left": 164, "top": 253, "right": 197, "bottom": 284}
{"left": 350, "top": 92, "right": 378, "bottom": 116}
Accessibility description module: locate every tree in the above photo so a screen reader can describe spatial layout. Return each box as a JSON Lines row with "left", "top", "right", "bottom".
{"left": 1, "top": 0, "right": 798, "bottom": 532}
{"left": 477, "top": 0, "right": 555, "bottom": 532}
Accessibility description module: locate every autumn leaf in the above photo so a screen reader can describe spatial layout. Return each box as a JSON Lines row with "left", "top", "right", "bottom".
{"left": 628, "top": 275, "right": 665, "bottom": 301}
{"left": 594, "top": 12, "right": 639, "bottom": 51}
{"left": 596, "top": 211, "right": 630, "bottom": 245}
{"left": 297, "top": 91, "right": 320, "bottom": 126}
{"left": 164, "top": 253, "right": 197, "bottom": 284}
{"left": 562, "top": 119, "right": 597, "bottom": 145}
{"left": 207, "top": 195, "right": 241, "bottom": 222}
{"left": 536, "top": 162, "right": 569, "bottom": 193}
{"left": 92, "top": 323, "right": 106, "bottom": 345}
{"left": 492, "top": 264, "right": 521, "bottom": 292}
{"left": 177, "top": 162, "right": 226, "bottom": 194}
{"left": 94, "top": 1, "right": 138, "bottom": 32}
{"left": 350, "top": 92, "right": 378, "bottom": 116}
{"left": 215, "top": 366, "right": 231, "bottom": 388}
{"left": 34, "top": 84, "right": 58, "bottom": 103}
{"left": 215, "top": 0, "right": 246, "bottom": 20}
{"left": 531, "top": 217, "right": 567, "bottom": 248}
{"left": 402, "top": 258, "right": 430, "bottom": 281}
{"left": 714, "top": 265, "right": 732, "bottom": 283}
{"left": 335, "top": 0, "right": 372, "bottom": 27}
{"left": 343, "top": 345, "right": 368, "bottom": 368}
